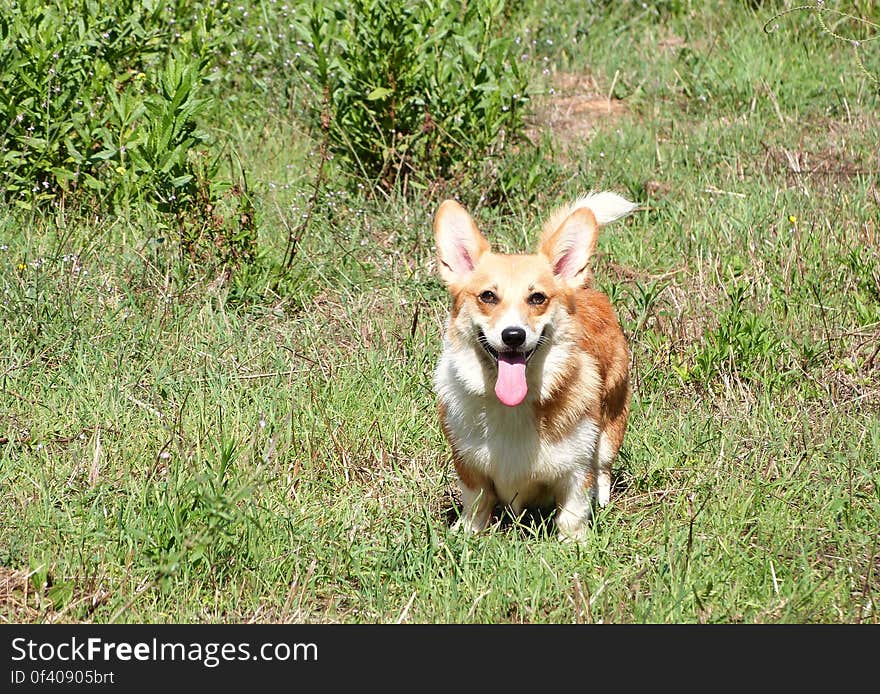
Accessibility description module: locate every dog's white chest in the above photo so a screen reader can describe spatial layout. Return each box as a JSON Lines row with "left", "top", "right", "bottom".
{"left": 436, "top": 351, "right": 599, "bottom": 507}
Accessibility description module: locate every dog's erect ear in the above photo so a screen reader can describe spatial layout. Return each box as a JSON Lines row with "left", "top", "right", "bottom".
{"left": 539, "top": 207, "right": 600, "bottom": 288}
{"left": 434, "top": 200, "right": 490, "bottom": 287}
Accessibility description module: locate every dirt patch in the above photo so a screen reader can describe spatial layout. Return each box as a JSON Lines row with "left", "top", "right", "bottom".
{"left": 658, "top": 35, "right": 687, "bottom": 51}
{"left": 758, "top": 111, "right": 880, "bottom": 196}
{"left": 526, "top": 71, "right": 628, "bottom": 148}
{"left": 762, "top": 144, "right": 872, "bottom": 194}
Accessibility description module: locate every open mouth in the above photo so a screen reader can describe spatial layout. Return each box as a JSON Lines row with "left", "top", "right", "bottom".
{"left": 477, "top": 329, "right": 547, "bottom": 407}
{"left": 477, "top": 328, "right": 543, "bottom": 365}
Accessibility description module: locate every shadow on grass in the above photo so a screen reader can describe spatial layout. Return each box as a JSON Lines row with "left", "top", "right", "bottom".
{"left": 442, "top": 476, "right": 632, "bottom": 541}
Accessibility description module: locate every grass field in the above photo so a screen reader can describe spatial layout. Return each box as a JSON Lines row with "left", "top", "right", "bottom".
{"left": 2, "top": 1, "right": 879, "bottom": 623}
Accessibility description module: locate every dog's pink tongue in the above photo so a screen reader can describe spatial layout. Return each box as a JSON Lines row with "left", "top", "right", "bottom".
{"left": 495, "top": 353, "right": 528, "bottom": 407}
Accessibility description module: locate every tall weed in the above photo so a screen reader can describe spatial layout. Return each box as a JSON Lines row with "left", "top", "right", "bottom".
{"left": 298, "top": 0, "right": 530, "bottom": 191}
{"left": 0, "top": 0, "right": 255, "bottom": 270}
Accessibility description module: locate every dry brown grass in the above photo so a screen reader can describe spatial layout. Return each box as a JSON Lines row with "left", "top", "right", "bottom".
{"left": 0, "top": 567, "right": 39, "bottom": 623}
{"left": 526, "top": 71, "right": 629, "bottom": 151}
{"left": 0, "top": 565, "right": 112, "bottom": 624}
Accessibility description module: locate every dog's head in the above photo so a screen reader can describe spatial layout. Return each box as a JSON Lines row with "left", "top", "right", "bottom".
{"left": 434, "top": 195, "right": 634, "bottom": 407}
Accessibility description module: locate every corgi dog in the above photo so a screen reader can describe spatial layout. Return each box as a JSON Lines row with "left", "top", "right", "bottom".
{"left": 433, "top": 193, "right": 636, "bottom": 541}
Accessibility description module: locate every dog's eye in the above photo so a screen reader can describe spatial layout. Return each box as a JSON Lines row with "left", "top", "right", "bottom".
{"left": 527, "top": 292, "right": 547, "bottom": 306}
{"left": 478, "top": 290, "right": 499, "bottom": 304}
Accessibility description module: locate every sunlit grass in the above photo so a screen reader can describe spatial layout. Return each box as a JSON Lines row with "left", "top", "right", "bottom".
{"left": 1, "top": 1, "right": 878, "bottom": 624}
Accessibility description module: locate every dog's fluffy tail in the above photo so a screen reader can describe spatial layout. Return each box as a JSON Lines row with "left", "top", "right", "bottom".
{"left": 573, "top": 192, "right": 638, "bottom": 225}
{"left": 542, "top": 192, "right": 637, "bottom": 238}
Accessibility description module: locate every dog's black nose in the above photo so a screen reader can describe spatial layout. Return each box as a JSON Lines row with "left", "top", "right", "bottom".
{"left": 501, "top": 327, "right": 526, "bottom": 347}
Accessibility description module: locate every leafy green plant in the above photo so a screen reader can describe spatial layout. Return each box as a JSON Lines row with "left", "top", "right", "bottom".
{"left": 128, "top": 53, "right": 258, "bottom": 270}
{"left": 298, "top": 0, "right": 530, "bottom": 191}
{"left": 0, "top": 0, "right": 255, "bottom": 272}
{"left": 134, "top": 439, "right": 259, "bottom": 590}
{"left": 690, "top": 284, "right": 785, "bottom": 385}
{"left": 475, "top": 134, "right": 564, "bottom": 207}
{"left": 0, "top": 0, "right": 162, "bottom": 206}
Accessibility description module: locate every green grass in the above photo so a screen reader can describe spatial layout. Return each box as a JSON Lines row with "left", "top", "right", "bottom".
{"left": 2, "top": 1, "right": 879, "bottom": 623}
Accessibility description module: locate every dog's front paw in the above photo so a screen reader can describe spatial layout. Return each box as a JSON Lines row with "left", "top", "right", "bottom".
{"left": 556, "top": 522, "right": 588, "bottom": 545}
{"left": 555, "top": 491, "right": 591, "bottom": 544}
{"left": 451, "top": 514, "right": 489, "bottom": 534}
{"left": 450, "top": 517, "right": 469, "bottom": 534}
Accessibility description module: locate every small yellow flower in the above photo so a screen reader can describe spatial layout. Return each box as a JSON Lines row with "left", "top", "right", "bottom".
{"left": 788, "top": 215, "right": 797, "bottom": 224}
{"left": 115, "top": 166, "right": 126, "bottom": 175}
{"left": 17, "top": 262, "right": 26, "bottom": 271}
